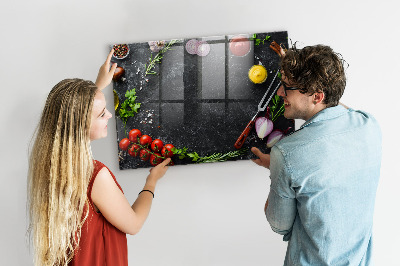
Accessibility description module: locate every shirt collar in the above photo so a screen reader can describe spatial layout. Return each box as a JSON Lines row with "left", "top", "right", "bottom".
{"left": 300, "top": 105, "right": 349, "bottom": 130}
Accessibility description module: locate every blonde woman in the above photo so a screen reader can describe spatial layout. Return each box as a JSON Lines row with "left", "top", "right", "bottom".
{"left": 27, "top": 50, "right": 171, "bottom": 266}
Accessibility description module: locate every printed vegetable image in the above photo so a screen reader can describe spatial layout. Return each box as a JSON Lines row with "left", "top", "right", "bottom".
{"left": 161, "top": 144, "right": 175, "bottom": 158}
{"left": 266, "top": 130, "right": 284, "bottom": 148}
{"left": 119, "top": 129, "right": 174, "bottom": 166}
{"left": 145, "top": 39, "right": 177, "bottom": 76}
{"left": 119, "top": 138, "right": 130, "bottom": 151}
{"left": 139, "top": 149, "right": 151, "bottom": 161}
{"left": 250, "top": 94, "right": 290, "bottom": 148}
{"left": 151, "top": 139, "right": 164, "bottom": 153}
{"left": 139, "top": 135, "right": 152, "bottom": 147}
{"left": 112, "top": 31, "right": 294, "bottom": 170}
{"left": 113, "top": 66, "right": 125, "bottom": 81}
{"left": 128, "top": 129, "right": 142, "bottom": 143}
{"left": 128, "top": 144, "right": 141, "bottom": 157}
{"left": 118, "top": 88, "right": 141, "bottom": 134}
{"left": 149, "top": 153, "right": 163, "bottom": 166}
{"left": 255, "top": 117, "right": 273, "bottom": 139}
{"left": 269, "top": 95, "right": 285, "bottom": 122}
{"left": 148, "top": 40, "right": 166, "bottom": 53}
{"left": 229, "top": 35, "right": 251, "bottom": 57}
{"left": 171, "top": 147, "right": 248, "bottom": 164}
{"left": 185, "top": 39, "right": 199, "bottom": 55}
{"left": 119, "top": 128, "right": 249, "bottom": 167}
{"left": 196, "top": 41, "right": 210, "bottom": 57}
{"left": 250, "top": 34, "right": 271, "bottom": 46}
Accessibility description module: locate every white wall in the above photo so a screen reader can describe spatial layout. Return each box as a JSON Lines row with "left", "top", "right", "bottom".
{"left": 1, "top": 0, "right": 399, "bottom": 265}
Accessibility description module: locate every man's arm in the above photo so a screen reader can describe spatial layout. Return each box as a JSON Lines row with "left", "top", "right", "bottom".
{"left": 265, "top": 147, "right": 297, "bottom": 238}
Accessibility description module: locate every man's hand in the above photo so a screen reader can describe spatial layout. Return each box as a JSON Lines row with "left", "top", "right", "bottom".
{"left": 251, "top": 147, "right": 271, "bottom": 169}
{"left": 95, "top": 49, "right": 117, "bottom": 90}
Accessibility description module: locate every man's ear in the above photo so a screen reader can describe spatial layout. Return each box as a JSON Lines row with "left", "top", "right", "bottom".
{"left": 313, "top": 92, "right": 325, "bottom": 104}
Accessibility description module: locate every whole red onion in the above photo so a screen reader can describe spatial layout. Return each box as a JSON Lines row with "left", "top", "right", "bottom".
{"left": 113, "top": 66, "right": 125, "bottom": 81}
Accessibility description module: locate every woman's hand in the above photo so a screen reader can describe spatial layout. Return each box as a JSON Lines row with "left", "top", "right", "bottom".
{"left": 95, "top": 49, "right": 117, "bottom": 90}
{"left": 251, "top": 147, "right": 271, "bottom": 169}
{"left": 146, "top": 158, "right": 171, "bottom": 186}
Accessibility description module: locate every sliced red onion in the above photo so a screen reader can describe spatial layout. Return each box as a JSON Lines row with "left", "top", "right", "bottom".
{"left": 186, "top": 39, "right": 199, "bottom": 54}
{"left": 255, "top": 117, "right": 273, "bottom": 139}
{"left": 196, "top": 41, "right": 210, "bottom": 56}
{"left": 266, "top": 130, "right": 284, "bottom": 148}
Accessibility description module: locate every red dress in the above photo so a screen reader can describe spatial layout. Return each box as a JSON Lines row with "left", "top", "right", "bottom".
{"left": 69, "top": 160, "right": 128, "bottom": 266}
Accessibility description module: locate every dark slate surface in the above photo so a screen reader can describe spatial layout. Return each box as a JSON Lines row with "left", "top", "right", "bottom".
{"left": 112, "top": 31, "right": 294, "bottom": 170}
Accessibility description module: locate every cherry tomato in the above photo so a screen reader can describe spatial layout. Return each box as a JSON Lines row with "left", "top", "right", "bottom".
{"left": 139, "top": 135, "right": 152, "bottom": 147}
{"left": 128, "top": 129, "right": 142, "bottom": 143}
{"left": 167, "top": 160, "right": 175, "bottom": 166}
{"left": 149, "top": 153, "right": 163, "bottom": 166}
{"left": 119, "top": 138, "right": 131, "bottom": 151}
{"left": 161, "top": 144, "right": 175, "bottom": 158}
{"left": 139, "top": 149, "right": 151, "bottom": 161}
{"left": 151, "top": 139, "right": 164, "bottom": 152}
{"left": 128, "top": 144, "right": 141, "bottom": 157}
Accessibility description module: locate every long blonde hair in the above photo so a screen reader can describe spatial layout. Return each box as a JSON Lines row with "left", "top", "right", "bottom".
{"left": 28, "top": 79, "right": 98, "bottom": 265}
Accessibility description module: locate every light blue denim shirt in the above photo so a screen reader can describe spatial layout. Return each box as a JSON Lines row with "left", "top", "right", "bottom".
{"left": 266, "top": 105, "right": 382, "bottom": 266}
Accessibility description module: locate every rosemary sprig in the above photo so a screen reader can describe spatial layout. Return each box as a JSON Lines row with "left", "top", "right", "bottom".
{"left": 145, "top": 39, "right": 178, "bottom": 76}
{"left": 197, "top": 148, "right": 248, "bottom": 163}
{"left": 171, "top": 147, "right": 248, "bottom": 164}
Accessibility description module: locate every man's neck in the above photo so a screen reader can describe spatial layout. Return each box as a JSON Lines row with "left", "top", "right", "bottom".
{"left": 305, "top": 104, "right": 327, "bottom": 121}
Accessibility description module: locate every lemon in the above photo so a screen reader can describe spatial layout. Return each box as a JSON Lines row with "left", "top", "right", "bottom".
{"left": 248, "top": 65, "right": 267, "bottom": 84}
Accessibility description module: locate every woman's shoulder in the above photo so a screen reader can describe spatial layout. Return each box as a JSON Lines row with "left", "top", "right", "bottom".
{"left": 93, "top": 159, "right": 105, "bottom": 169}
{"left": 92, "top": 160, "right": 123, "bottom": 193}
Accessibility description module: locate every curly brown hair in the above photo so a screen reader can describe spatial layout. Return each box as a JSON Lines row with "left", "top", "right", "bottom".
{"left": 280, "top": 44, "right": 347, "bottom": 107}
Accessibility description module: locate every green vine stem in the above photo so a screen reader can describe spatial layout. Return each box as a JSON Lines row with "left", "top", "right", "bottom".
{"left": 130, "top": 139, "right": 166, "bottom": 159}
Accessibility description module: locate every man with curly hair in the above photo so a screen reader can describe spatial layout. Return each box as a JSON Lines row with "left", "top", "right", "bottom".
{"left": 252, "top": 45, "right": 381, "bottom": 266}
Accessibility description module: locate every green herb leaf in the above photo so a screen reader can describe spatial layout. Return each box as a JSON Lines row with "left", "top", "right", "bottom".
{"left": 118, "top": 88, "right": 141, "bottom": 125}
{"left": 269, "top": 94, "right": 285, "bottom": 122}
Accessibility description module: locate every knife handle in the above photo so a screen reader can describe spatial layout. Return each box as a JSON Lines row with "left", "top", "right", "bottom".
{"left": 234, "top": 120, "right": 255, "bottom": 149}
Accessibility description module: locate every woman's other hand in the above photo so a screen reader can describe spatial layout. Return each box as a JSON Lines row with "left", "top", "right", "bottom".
{"left": 146, "top": 158, "right": 171, "bottom": 186}
{"left": 95, "top": 49, "right": 117, "bottom": 90}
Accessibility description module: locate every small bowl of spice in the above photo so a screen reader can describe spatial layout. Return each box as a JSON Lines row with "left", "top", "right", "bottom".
{"left": 112, "top": 44, "right": 129, "bottom": 59}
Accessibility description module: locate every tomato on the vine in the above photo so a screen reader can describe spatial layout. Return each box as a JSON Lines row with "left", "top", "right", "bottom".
{"left": 128, "top": 144, "right": 141, "bottom": 157}
{"left": 119, "top": 138, "right": 131, "bottom": 151}
{"left": 139, "top": 135, "right": 152, "bottom": 147}
{"left": 128, "top": 129, "right": 142, "bottom": 143}
{"left": 139, "top": 148, "right": 151, "bottom": 161}
{"left": 161, "top": 144, "right": 175, "bottom": 158}
{"left": 149, "top": 153, "right": 163, "bottom": 166}
{"left": 151, "top": 139, "right": 164, "bottom": 153}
